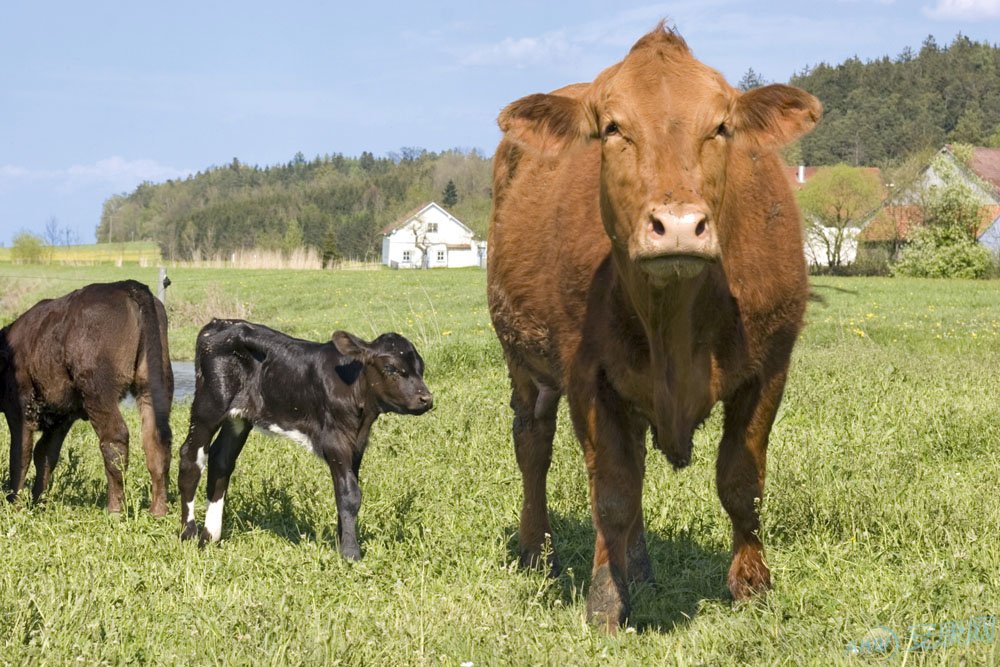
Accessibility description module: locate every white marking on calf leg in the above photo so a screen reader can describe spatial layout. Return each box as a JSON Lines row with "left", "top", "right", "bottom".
{"left": 204, "top": 493, "right": 226, "bottom": 542}
{"left": 184, "top": 499, "right": 196, "bottom": 524}
{"left": 195, "top": 446, "right": 207, "bottom": 471}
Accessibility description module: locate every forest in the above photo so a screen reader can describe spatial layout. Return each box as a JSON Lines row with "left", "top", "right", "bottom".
{"left": 97, "top": 34, "right": 1000, "bottom": 261}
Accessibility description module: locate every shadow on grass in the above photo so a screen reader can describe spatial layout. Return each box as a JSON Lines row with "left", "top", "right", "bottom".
{"left": 506, "top": 511, "right": 731, "bottom": 633}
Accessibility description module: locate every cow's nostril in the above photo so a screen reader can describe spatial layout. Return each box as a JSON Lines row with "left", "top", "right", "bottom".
{"left": 650, "top": 217, "right": 665, "bottom": 236}
{"left": 695, "top": 218, "right": 707, "bottom": 237}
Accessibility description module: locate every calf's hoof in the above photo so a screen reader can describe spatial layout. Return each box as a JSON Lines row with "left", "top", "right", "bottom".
{"left": 727, "top": 546, "right": 771, "bottom": 602}
{"left": 180, "top": 521, "right": 199, "bottom": 542}
{"left": 198, "top": 528, "right": 218, "bottom": 548}
{"left": 586, "top": 564, "right": 629, "bottom": 633}
{"left": 339, "top": 545, "right": 362, "bottom": 561}
{"left": 149, "top": 500, "right": 168, "bottom": 518}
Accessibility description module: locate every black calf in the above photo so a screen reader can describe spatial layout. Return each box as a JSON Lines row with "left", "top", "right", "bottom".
{"left": 177, "top": 319, "right": 432, "bottom": 557}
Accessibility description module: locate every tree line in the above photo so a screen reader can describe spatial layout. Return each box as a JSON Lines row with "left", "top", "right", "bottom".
{"left": 97, "top": 149, "right": 492, "bottom": 261}
{"left": 790, "top": 34, "right": 1000, "bottom": 167}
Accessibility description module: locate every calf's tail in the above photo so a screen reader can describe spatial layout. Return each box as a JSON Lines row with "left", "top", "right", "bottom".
{"left": 128, "top": 282, "right": 173, "bottom": 446}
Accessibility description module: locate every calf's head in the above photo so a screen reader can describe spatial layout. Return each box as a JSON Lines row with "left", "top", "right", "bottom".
{"left": 332, "top": 331, "right": 433, "bottom": 415}
{"left": 498, "top": 24, "right": 821, "bottom": 283}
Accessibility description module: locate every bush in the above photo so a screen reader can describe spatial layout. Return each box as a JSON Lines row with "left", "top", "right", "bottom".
{"left": 10, "top": 232, "right": 46, "bottom": 264}
{"left": 892, "top": 226, "right": 993, "bottom": 278}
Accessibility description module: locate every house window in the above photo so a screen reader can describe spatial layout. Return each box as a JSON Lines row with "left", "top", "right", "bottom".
{"left": 428, "top": 223, "right": 438, "bottom": 232}
{"left": 402, "top": 250, "right": 411, "bottom": 262}
{"left": 436, "top": 250, "right": 445, "bottom": 262}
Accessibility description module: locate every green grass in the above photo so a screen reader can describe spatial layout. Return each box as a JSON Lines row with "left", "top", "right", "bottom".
{"left": 0, "top": 241, "right": 161, "bottom": 265}
{"left": 0, "top": 266, "right": 997, "bottom": 665}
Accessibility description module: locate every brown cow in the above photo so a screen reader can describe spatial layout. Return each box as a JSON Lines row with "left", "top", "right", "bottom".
{"left": 487, "top": 25, "right": 821, "bottom": 630}
{"left": 0, "top": 280, "right": 173, "bottom": 515}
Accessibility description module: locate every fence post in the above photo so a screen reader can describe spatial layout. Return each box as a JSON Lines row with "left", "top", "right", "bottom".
{"left": 158, "top": 267, "right": 169, "bottom": 303}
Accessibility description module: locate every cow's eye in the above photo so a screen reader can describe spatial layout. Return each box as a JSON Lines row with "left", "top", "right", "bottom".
{"left": 603, "top": 121, "right": 619, "bottom": 138}
{"left": 383, "top": 364, "right": 399, "bottom": 376}
{"left": 714, "top": 122, "right": 729, "bottom": 139}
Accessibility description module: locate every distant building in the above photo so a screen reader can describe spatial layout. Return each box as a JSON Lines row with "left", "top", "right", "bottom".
{"left": 860, "top": 145, "right": 1000, "bottom": 256}
{"left": 785, "top": 165, "right": 883, "bottom": 268}
{"left": 381, "top": 202, "right": 485, "bottom": 269}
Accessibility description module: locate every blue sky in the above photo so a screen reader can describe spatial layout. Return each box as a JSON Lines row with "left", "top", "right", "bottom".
{"left": 3, "top": 0, "right": 1000, "bottom": 246}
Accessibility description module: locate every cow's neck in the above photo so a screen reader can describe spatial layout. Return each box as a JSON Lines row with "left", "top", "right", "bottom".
{"left": 613, "top": 254, "right": 715, "bottom": 467}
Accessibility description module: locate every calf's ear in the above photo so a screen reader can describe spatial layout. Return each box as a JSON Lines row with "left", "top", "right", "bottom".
{"left": 498, "top": 93, "right": 596, "bottom": 157}
{"left": 732, "top": 84, "right": 822, "bottom": 148}
{"left": 332, "top": 331, "right": 370, "bottom": 360}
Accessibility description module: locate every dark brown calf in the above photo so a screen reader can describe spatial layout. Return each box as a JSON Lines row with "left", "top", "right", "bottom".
{"left": 0, "top": 280, "right": 173, "bottom": 514}
{"left": 488, "top": 25, "right": 820, "bottom": 630}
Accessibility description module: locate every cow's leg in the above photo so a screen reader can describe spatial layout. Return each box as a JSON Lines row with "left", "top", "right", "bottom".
{"left": 717, "top": 370, "right": 787, "bottom": 602}
{"left": 571, "top": 385, "right": 647, "bottom": 632}
{"left": 137, "top": 394, "right": 171, "bottom": 517}
{"left": 5, "top": 414, "right": 34, "bottom": 504}
{"left": 30, "top": 417, "right": 74, "bottom": 503}
{"left": 199, "top": 418, "right": 251, "bottom": 546}
{"left": 509, "top": 368, "right": 561, "bottom": 572}
{"left": 625, "top": 503, "right": 654, "bottom": 586}
{"left": 325, "top": 446, "right": 364, "bottom": 560}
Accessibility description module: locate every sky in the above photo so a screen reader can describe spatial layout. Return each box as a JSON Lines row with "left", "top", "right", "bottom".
{"left": 3, "top": 0, "right": 1000, "bottom": 246}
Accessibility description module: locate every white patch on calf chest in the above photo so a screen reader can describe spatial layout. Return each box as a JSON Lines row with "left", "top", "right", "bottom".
{"left": 204, "top": 493, "right": 225, "bottom": 542}
{"left": 265, "top": 423, "right": 315, "bottom": 454}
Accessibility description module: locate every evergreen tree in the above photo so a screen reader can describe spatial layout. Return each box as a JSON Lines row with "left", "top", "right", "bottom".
{"left": 442, "top": 179, "right": 459, "bottom": 207}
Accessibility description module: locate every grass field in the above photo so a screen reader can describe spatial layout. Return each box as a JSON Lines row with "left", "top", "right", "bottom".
{"left": 0, "top": 265, "right": 997, "bottom": 665}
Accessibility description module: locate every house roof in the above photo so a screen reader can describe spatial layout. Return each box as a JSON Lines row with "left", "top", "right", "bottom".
{"left": 860, "top": 203, "right": 1000, "bottom": 241}
{"left": 381, "top": 202, "right": 473, "bottom": 236}
{"left": 966, "top": 146, "right": 1000, "bottom": 194}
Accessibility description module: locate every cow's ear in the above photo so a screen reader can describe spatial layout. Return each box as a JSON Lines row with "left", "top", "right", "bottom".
{"left": 498, "top": 93, "right": 597, "bottom": 156}
{"left": 732, "top": 84, "right": 822, "bottom": 148}
{"left": 331, "top": 331, "right": 370, "bottom": 360}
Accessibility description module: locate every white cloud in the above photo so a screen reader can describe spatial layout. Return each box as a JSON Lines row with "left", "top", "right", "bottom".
{"left": 924, "top": 0, "right": 1000, "bottom": 19}
{"left": 0, "top": 157, "right": 192, "bottom": 195}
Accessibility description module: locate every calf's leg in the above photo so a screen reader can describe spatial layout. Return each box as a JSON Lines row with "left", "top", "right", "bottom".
{"left": 5, "top": 414, "right": 35, "bottom": 504}
{"left": 326, "top": 447, "right": 364, "bottom": 560}
{"left": 178, "top": 420, "right": 223, "bottom": 541}
{"left": 717, "top": 371, "right": 787, "bottom": 601}
{"left": 509, "top": 368, "right": 561, "bottom": 572}
{"left": 138, "top": 394, "right": 171, "bottom": 517}
{"left": 199, "top": 418, "right": 251, "bottom": 546}
{"left": 85, "top": 401, "right": 131, "bottom": 514}
{"left": 30, "top": 417, "right": 74, "bottom": 503}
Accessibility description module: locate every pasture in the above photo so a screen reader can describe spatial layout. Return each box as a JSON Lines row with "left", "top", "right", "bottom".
{"left": 0, "top": 265, "right": 997, "bottom": 665}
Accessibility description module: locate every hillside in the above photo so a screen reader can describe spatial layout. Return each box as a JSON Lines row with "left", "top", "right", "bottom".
{"left": 792, "top": 34, "right": 1000, "bottom": 166}
{"left": 98, "top": 149, "right": 492, "bottom": 261}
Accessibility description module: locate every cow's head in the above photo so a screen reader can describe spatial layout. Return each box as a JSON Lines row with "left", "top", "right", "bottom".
{"left": 498, "top": 24, "right": 821, "bottom": 283}
{"left": 332, "top": 331, "right": 433, "bottom": 415}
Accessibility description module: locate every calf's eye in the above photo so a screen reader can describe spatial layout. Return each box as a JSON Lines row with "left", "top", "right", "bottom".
{"left": 603, "top": 121, "right": 619, "bottom": 138}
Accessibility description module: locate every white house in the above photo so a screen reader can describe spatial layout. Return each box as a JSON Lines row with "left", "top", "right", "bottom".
{"left": 381, "top": 202, "right": 485, "bottom": 269}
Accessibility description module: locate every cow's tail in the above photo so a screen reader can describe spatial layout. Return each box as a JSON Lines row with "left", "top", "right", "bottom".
{"left": 128, "top": 281, "right": 173, "bottom": 446}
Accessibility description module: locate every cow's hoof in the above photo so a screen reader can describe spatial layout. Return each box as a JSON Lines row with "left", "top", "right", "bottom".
{"left": 626, "top": 539, "right": 655, "bottom": 587}
{"left": 518, "top": 548, "right": 561, "bottom": 577}
{"left": 727, "top": 547, "right": 771, "bottom": 602}
{"left": 6, "top": 491, "right": 18, "bottom": 504}
{"left": 180, "top": 521, "right": 199, "bottom": 542}
{"left": 586, "top": 564, "right": 629, "bottom": 633}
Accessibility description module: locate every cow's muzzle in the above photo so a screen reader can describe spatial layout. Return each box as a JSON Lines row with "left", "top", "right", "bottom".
{"left": 631, "top": 205, "right": 720, "bottom": 281}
